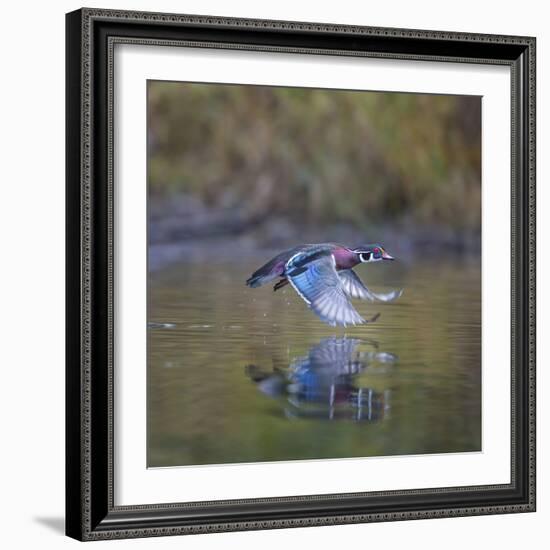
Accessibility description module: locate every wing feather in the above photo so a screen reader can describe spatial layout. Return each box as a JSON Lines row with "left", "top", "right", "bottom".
{"left": 339, "top": 269, "right": 403, "bottom": 302}
{"left": 286, "top": 253, "right": 365, "bottom": 327}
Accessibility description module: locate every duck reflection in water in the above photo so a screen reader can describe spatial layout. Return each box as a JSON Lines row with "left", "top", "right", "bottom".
{"left": 246, "top": 337, "right": 397, "bottom": 421}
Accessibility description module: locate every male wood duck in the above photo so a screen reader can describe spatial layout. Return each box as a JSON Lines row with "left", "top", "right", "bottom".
{"left": 246, "top": 243, "right": 402, "bottom": 327}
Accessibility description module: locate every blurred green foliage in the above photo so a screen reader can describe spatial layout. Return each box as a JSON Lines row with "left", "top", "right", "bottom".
{"left": 148, "top": 82, "right": 481, "bottom": 231}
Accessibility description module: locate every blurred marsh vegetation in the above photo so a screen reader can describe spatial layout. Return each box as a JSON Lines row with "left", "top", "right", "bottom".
{"left": 148, "top": 81, "right": 480, "bottom": 262}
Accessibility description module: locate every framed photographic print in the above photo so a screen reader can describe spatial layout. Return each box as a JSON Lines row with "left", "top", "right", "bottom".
{"left": 65, "top": 7, "right": 536, "bottom": 541}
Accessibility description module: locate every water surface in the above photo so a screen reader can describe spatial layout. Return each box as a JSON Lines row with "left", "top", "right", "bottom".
{"left": 147, "top": 256, "right": 481, "bottom": 467}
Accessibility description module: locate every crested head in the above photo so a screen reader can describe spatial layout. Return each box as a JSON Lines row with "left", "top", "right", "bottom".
{"left": 352, "top": 243, "right": 395, "bottom": 263}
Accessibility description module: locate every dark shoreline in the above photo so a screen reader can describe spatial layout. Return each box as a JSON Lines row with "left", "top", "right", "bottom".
{"left": 149, "top": 217, "right": 480, "bottom": 273}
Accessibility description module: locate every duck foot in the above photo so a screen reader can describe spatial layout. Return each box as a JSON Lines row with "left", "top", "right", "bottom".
{"left": 273, "top": 279, "right": 289, "bottom": 292}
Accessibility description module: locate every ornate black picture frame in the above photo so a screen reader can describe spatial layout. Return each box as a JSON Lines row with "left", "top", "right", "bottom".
{"left": 66, "top": 7, "right": 536, "bottom": 541}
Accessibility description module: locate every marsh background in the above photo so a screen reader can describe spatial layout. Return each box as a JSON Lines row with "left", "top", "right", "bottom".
{"left": 147, "top": 81, "right": 481, "bottom": 467}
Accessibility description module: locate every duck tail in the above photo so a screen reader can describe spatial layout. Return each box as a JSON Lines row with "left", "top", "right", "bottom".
{"left": 246, "top": 275, "right": 264, "bottom": 288}
{"left": 246, "top": 276, "right": 258, "bottom": 287}
{"left": 246, "top": 261, "right": 282, "bottom": 288}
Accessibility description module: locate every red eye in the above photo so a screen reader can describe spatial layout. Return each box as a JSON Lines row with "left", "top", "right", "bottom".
{"left": 374, "top": 248, "right": 380, "bottom": 254}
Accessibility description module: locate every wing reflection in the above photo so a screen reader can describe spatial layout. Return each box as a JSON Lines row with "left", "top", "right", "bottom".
{"left": 246, "top": 337, "right": 397, "bottom": 421}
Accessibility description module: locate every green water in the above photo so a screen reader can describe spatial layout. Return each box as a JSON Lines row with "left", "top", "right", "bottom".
{"left": 147, "top": 256, "right": 481, "bottom": 467}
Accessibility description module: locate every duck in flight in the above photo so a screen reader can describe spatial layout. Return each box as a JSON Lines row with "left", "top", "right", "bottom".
{"left": 246, "top": 243, "right": 403, "bottom": 327}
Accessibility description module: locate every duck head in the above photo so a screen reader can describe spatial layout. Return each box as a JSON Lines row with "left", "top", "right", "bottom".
{"left": 353, "top": 244, "right": 395, "bottom": 263}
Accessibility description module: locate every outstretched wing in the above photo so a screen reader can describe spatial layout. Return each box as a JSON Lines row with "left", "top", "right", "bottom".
{"left": 339, "top": 269, "right": 403, "bottom": 302}
{"left": 286, "top": 253, "right": 365, "bottom": 326}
